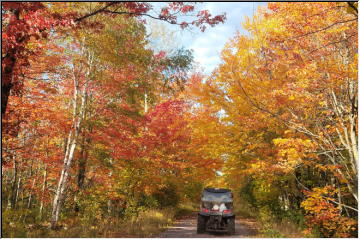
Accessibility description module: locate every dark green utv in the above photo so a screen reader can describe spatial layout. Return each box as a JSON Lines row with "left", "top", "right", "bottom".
{"left": 197, "top": 187, "right": 235, "bottom": 235}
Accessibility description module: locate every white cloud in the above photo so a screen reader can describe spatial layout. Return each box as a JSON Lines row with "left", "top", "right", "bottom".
{"left": 184, "top": 2, "right": 267, "bottom": 74}
{"left": 146, "top": 2, "right": 267, "bottom": 74}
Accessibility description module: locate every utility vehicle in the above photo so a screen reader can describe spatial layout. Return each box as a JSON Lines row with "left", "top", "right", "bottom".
{"left": 197, "top": 187, "right": 235, "bottom": 235}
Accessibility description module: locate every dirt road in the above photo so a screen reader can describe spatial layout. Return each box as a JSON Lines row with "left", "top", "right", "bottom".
{"left": 159, "top": 213, "right": 258, "bottom": 238}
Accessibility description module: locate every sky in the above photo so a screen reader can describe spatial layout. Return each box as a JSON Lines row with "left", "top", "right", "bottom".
{"left": 147, "top": 2, "right": 267, "bottom": 74}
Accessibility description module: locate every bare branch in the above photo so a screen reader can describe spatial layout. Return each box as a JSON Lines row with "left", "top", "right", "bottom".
{"left": 291, "top": 18, "right": 357, "bottom": 40}
{"left": 102, "top": 10, "right": 183, "bottom": 26}
{"left": 75, "top": 2, "right": 119, "bottom": 22}
{"left": 308, "top": 33, "right": 357, "bottom": 54}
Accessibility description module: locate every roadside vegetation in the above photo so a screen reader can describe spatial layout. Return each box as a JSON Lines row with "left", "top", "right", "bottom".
{"left": 3, "top": 201, "right": 197, "bottom": 238}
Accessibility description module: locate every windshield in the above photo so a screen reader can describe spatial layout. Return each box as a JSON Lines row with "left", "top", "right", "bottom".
{"left": 201, "top": 191, "right": 233, "bottom": 202}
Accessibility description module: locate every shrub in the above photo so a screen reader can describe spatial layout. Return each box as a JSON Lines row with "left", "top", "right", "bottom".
{"left": 152, "top": 184, "right": 180, "bottom": 208}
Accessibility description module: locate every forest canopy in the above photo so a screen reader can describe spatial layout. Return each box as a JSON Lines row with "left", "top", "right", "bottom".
{"left": 1, "top": 2, "right": 358, "bottom": 238}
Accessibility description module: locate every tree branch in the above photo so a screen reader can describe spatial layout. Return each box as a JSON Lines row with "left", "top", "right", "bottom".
{"left": 102, "top": 10, "right": 182, "bottom": 26}
{"left": 292, "top": 173, "right": 358, "bottom": 212}
{"left": 347, "top": 2, "right": 358, "bottom": 14}
{"left": 75, "top": 2, "right": 119, "bottom": 22}
{"left": 327, "top": 198, "right": 358, "bottom": 212}
{"left": 308, "top": 33, "right": 356, "bottom": 54}
{"left": 291, "top": 18, "right": 357, "bottom": 40}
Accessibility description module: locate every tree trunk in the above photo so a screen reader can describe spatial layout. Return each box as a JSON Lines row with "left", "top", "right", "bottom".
{"left": 51, "top": 131, "right": 79, "bottom": 228}
{"left": 77, "top": 92, "right": 93, "bottom": 191}
{"left": 51, "top": 62, "right": 89, "bottom": 228}
{"left": 77, "top": 135, "right": 91, "bottom": 189}
{"left": 14, "top": 170, "right": 22, "bottom": 208}
{"left": 27, "top": 178, "right": 36, "bottom": 209}
{"left": 8, "top": 154, "right": 18, "bottom": 209}
{"left": 2, "top": 8, "right": 20, "bottom": 118}
{"left": 74, "top": 135, "right": 90, "bottom": 213}
{"left": 1, "top": 79, "right": 13, "bottom": 118}
{"left": 144, "top": 92, "right": 148, "bottom": 113}
{"left": 39, "top": 166, "right": 47, "bottom": 219}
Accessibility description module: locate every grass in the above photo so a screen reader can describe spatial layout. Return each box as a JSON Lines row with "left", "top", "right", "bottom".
{"left": 257, "top": 220, "right": 303, "bottom": 238}
{"left": 174, "top": 202, "right": 198, "bottom": 218}
{"left": 3, "top": 202, "right": 198, "bottom": 238}
{"left": 233, "top": 201, "right": 306, "bottom": 238}
{"left": 108, "top": 208, "right": 175, "bottom": 237}
{"left": 4, "top": 201, "right": 310, "bottom": 238}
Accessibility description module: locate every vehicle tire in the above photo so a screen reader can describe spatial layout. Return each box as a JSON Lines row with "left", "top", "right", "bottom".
{"left": 197, "top": 215, "right": 206, "bottom": 234}
{"left": 227, "top": 217, "right": 235, "bottom": 235}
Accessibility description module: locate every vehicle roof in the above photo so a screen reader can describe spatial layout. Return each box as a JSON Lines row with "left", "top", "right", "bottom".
{"left": 203, "top": 187, "right": 232, "bottom": 193}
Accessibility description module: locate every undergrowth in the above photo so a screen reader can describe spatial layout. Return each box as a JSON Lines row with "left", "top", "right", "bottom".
{"left": 233, "top": 201, "right": 312, "bottom": 238}
{"left": 2, "top": 202, "right": 197, "bottom": 238}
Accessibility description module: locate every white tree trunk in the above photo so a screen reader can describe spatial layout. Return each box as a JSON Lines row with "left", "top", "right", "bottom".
{"left": 51, "top": 61, "right": 90, "bottom": 228}
{"left": 39, "top": 165, "right": 47, "bottom": 219}
{"left": 50, "top": 43, "right": 94, "bottom": 228}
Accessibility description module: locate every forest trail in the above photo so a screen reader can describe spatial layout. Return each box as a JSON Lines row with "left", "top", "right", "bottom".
{"left": 158, "top": 212, "right": 258, "bottom": 238}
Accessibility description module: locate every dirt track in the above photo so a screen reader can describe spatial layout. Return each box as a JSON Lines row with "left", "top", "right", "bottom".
{"left": 158, "top": 212, "right": 258, "bottom": 238}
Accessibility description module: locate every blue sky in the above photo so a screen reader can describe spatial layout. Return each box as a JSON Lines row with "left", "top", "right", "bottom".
{"left": 183, "top": 2, "right": 267, "bottom": 74}
{"left": 147, "top": 2, "right": 267, "bottom": 74}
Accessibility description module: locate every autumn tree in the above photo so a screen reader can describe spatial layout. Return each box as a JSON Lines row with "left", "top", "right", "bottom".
{"left": 2, "top": 2, "right": 227, "bottom": 232}
{"left": 1, "top": 2, "right": 225, "bottom": 118}
{"left": 188, "top": 2, "right": 357, "bottom": 237}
